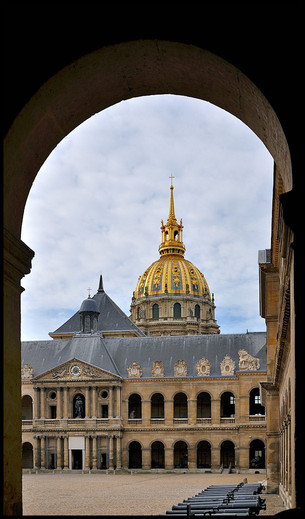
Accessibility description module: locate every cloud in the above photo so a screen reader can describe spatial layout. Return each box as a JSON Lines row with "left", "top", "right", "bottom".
{"left": 21, "top": 95, "right": 273, "bottom": 340}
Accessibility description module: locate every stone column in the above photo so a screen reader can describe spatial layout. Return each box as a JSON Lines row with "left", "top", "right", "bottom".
{"left": 85, "top": 437, "right": 91, "bottom": 469}
{"left": 188, "top": 444, "right": 197, "bottom": 468}
{"left": 164, "top": 399, "right": 173, "bottom": 425}
{"left": 92, "top": 436, "right": 97, "bottom": 469}
{"left": 116, "top": 436, "right": 122, "bottom": 469}
{"left": 63, "top": 387, "right": 69, "bottom": 418}
{"left": 211, "top": 398, "right": 220, "bottom": 425}
{"left": 33, "top": 436, "right": 39, "bottom": 469}
{"left": 91, "top": 386, "right": 97, "bottom": 418}
{"left": 40, "top": 387, "right": 46, "bottom": 419}
{"left": 211, "top": 445, "right": 219, "bottom": 471}
{"left": 40, "top": 436, "right": 46, "bottom": 469}
{"left": 85, "top": 387, "right": 90, "bottom": 418}
{"left": 116, "top": 386, "right": 121, "bottom": 417}
{"left": 34, "top": 387, "right": 40, "bottom": 419}
{"left": 142, "top": 447, "right": 150, "bottom": 470}
{"left": 142, "top": 399, "right": 150, "bottom": 426}
{"left": 109, "top": 387, "right": 114, "bottom": 418}
{"left": 56, "top": 388, "right": 62, "bottom": 419}
{"left": 56, "top": 437, "right": 62, "bottom": 469}
{"left": 165, "top": 447, "right": 174, "bottom": 470}
{"left": 63, "top": 436, "right": 69, "bottom": 469}
{"left": 3, "top": 229, "right": 34, "bottom": 515}
{"left": 188, "top": 398, "right": 196, "bottom": 425}
{"left": 108, "top": 435, "right": 114, "bottom": 468}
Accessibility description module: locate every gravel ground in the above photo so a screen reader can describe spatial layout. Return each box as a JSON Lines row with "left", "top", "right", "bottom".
{"left": 22, "top": 472, "right": 286, "bottom": 516}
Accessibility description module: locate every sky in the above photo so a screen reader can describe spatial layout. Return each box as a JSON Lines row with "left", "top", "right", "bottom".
{"left": 21, "top": 94, "right": 273, "bottom": 341}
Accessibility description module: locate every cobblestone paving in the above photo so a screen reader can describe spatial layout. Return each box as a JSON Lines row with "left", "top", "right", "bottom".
{"left": 22, "top": 472, "right": 286, "bottom": 516}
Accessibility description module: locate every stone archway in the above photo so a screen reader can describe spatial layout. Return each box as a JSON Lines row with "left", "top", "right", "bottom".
{"left": 3, "top": 39, "right": 293, "bottom": 514}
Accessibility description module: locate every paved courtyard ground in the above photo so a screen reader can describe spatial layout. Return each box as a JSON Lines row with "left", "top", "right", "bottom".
{"left": 22, "top": 472, "right": 286, "bottom": 516}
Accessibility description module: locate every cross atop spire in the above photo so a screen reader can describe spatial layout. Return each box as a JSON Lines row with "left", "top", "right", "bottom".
{"left": 169, "top": 174, "right": 175, "bottom": 186}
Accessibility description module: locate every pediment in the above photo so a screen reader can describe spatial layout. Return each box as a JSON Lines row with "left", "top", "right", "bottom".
{"left": 34, "top": 358, "right": 122, "bottom": 381}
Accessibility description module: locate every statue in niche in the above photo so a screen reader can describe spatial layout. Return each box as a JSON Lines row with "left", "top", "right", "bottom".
{"left": 74, "top": 395, "right": 84, "bottom": 418}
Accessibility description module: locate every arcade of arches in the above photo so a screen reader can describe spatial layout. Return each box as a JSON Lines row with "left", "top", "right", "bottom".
{"left": 4, "top": 28, "right": 298, "bottom": 516}
{"left": 22, "top": 388, "right": 266, "bottom": 471}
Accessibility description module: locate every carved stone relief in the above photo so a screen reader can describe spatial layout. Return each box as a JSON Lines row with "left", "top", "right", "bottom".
{"left": 220, "top": 354, "right": 235, "bottom": 376}
{"left": 174, "top": 359, "right": 187, "bottom": 377}
{"left": 127, "top": 361, "right": 143, "bottom": 378}
{"left": 21, "top": 363, "right": 34, "bottom": 379}
{"left": 196, "top": 356, "right": 211, "bottom": 376}
{"left": 238, "top": 349, "right": 260, "bottom": 370}
{"left": 151, "top": 361, "right": 164, "bottom": 377}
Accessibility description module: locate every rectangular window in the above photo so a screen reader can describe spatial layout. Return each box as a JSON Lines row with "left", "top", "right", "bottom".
{"left": 254, "top": 395, "right": 261, "bottom": 404}
{"left": 101, "top": 405, "right": 108, "bottom": 418}
{"left": 50, "top": 405, "right": 57, "bottom": 419}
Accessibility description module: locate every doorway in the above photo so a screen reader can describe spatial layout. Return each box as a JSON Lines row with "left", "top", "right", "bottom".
{"left": 72, "top": 450, "right": 83, "bottom": 470}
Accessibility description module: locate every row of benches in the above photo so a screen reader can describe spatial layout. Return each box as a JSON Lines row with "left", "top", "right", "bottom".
{"left": 160, "top": 482, "right": 266, "bottom": 517}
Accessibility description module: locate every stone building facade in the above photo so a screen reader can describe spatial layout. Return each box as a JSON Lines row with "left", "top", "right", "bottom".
{"left": 22, "top": 282, "right": 267, "bottom": 474}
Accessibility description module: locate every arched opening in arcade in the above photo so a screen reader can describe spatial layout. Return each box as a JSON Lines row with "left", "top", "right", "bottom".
{"left": 220, "top": 440, "right": 235, "bottom": 468}
{"left": 21, "top": 395, "right": 33, "bottom": 420}
{"left": 3, "top": 37, "right": 294, "bottom": 514}
{"left": 249, "top": 439, "right": 265, "bottom": 469}
{"left": 197, "top": 440, "right": 211, "bottom": 469}
{"left": 151, "top": 441, "right": 165, "bottom": 469}
{"left": 22, "top": 442, "right": 33, "bottom": 469}
{"left": 174, "top": 441, "right": 188, "bottom": 469}
{"left": 128, "top": 441, "right": 142, "bottom": 469}
{"left": 128, "top": 393, "right": 142, "bottom": 419}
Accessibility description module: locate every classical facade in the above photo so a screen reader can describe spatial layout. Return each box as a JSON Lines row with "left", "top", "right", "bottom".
{"left": 130, "top": 183, "right": 220, "bottom": 336}
{"left": 22, "top": 277, "right": 267, "bottom": 474}
{"left": 258, "top": 173, "right": 295, "bottom": 507}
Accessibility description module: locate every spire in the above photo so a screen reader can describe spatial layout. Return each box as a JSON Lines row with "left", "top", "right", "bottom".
{"left": 98, "top": 274, "right": 104, "bottom": 292}
{"left": 158, "top": 179, "right": 185, "bottom": 257}
{"left": 169, "top": 175, "right": 176, "bottom": 220}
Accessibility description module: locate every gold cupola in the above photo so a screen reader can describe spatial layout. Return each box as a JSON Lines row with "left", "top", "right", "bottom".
{"left": 130, "top": 179, "right": 220, "bottom": 336}
{"left": 159, "top": 181, "right": 186, "bottom": 257}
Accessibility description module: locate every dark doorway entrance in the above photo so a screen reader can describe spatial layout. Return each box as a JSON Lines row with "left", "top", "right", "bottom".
{"left": 72, "top": 450, "right": 83, "bottom": 469}
{"left": 220, "top": 440, "right": 235, "bottom": 468}
{"left": 128, "top": 441, "right": 142, "bottom": 468}
{"left": 249, "top": 439, "right": 265, "bottom": 468}
{"left": 174, "top": 441, "right": 188, "bottom": 468}
{"left": 151, "top": 441, "right": 165, "bottom": 468}
{"left": 197, "top": 441, "right": 211, "bottom": 468}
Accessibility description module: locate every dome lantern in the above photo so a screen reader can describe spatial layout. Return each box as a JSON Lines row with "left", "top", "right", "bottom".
{"left": 158, "top": 179, "right": 185, "bottom": 257}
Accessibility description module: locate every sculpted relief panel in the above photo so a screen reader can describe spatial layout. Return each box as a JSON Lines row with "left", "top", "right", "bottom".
{"left": 196, "top": 356, "right": 211, "bottom": 376}
{"left": 220, "top": 354, "right": 235, "bottom": 376}
{"left": 238, "top": 349, "right": 260, "bottom": 370}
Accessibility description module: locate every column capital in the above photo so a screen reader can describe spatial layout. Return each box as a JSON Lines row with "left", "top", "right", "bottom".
{"left": 3, "top": 228, "right": 34, "bottom": 291}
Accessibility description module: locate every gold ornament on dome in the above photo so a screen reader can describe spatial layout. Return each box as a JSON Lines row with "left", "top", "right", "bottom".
{"left": 153, "top": 264, "right": 163, "bottom": 288}
{"left": 172, "top": 261, "right": 181, "bottom": 287}
{"left": 196, "top": 357, "right": 211, "bottom": 376}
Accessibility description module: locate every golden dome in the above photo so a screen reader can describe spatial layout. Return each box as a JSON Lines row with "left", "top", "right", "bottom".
{"left": 134, "top": 255, "right": 211, "bottom": 299}
{"left": 133, "top": 180, "right": 211, "bottom": 301}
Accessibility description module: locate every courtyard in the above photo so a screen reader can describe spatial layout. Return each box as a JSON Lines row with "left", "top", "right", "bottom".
{"left": 22, "top": 472, "right": 285, "bottom": 516}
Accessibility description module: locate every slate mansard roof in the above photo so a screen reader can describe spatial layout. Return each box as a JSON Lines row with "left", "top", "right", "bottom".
{"left": 22, "top": 331, "right": 266, "bottom": 380}
{"left": 50, "top": 275, "right": 145, "bottom": 338}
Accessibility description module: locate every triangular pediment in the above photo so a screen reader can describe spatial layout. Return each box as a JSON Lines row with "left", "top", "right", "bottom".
{"left": 34, "top": 358, "right": 122, "bottom": 381}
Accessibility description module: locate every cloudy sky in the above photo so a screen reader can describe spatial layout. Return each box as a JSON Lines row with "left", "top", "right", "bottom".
{"left": 21, "top": 95, "right": 273, "bottom": 341}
